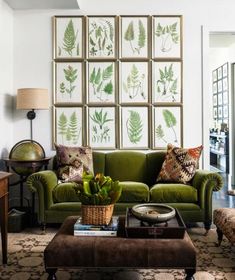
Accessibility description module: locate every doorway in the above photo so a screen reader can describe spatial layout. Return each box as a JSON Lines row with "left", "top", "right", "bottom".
{"left": 208, "top": 32, "right": 235, "bottom": 188}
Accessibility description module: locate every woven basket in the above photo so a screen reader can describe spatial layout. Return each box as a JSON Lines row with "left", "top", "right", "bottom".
{"left": 81, "top": 204, "right": 114, "bottom": 225}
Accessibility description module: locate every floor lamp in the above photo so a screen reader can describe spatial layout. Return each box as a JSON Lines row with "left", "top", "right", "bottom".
{"left": 16, "top": 88, "right": 49, "bottom": 140}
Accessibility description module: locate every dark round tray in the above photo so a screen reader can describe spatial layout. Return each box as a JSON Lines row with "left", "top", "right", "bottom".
{"left": 131, "top": 203, "right": 176, "bottom": 224}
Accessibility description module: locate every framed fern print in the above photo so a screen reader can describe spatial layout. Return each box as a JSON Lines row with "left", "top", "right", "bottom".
{"left": 120, "top": 61, "right": 149, "bottom": 104}
{"left": 153, "top": 106, "right": 182, "bottom": 149}
{"left": 87, "top": 61, "right": 116, "bottom": 104}
{"left": 87, "top": 16, "right": 117, "bottom": 59}
{"left": 152, "top": 16, "right": 182, "bottom": 59}
{"left": 54, "top": 16, "right": 84, "bottom": 60}
{"left": 120, "top": 16, "right": 149, "bottom": 59}
{"left": 54, "top": 62, "right": 83, "bottom": 104}
{"left": 120, "top": 106, "right": 149, "bottom": 149}
{"left": 54, "top": 107, "right": 83, "bottom": 146}
{"left": 152, "top": 61, "right": 182, "bottom": 103}
{"left": 87, "top": 106, "right": 116, "bottom": 149}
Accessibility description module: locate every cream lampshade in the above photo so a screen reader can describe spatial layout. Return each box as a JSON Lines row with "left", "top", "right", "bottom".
{"left": 16, "top": 88, "right": 49, "bottom": 139}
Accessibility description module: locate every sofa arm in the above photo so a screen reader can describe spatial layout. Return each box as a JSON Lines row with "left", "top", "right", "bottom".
{"left": 191, "top": 170, "right": 223, "bottom": 221}
{"left": 27, "top": 170, "right": 58, "bottom": 223}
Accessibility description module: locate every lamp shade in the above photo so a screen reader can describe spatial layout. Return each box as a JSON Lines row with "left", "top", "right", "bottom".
{"left": 16, "top": 88, "right": 49, "bottom": 110}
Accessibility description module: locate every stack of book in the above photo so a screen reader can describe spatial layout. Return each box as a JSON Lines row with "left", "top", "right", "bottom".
{"left": 74, "top": 216, "right": 119, "bottom": 236}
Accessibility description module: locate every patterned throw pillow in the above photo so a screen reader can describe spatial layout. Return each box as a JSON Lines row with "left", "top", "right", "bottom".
{"left": 55, "top": 144, "right": 94, "bottom": 183}
{"left": 156, "top": 144, "right": 203, "bottom": 184}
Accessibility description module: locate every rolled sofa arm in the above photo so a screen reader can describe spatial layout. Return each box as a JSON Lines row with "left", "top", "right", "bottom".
{"left": 27, "top": 170, "right": 58, "bottom": 223}
{"left": 192, "top": 170, "right": 223, "bottom": 221}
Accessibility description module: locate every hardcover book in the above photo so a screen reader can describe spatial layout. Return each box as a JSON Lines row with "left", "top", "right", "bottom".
{"left": 73, "top": 216, "right": 119, "bottom": 236}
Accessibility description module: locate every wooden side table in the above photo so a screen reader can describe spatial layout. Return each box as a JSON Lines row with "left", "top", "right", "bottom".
{"left": 3, "top": 158, "right": 51, "bottom": 221}
{"left": 0, "top": 171, "right": 12, "bottom": 264}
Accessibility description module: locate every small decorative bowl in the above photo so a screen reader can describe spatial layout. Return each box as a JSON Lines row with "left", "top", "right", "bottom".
{"left": 131, "top": 203, "right": 176, "bottom": 225}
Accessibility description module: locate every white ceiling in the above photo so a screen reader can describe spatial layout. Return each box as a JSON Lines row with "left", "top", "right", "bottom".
{"left": 210, "top": 33, "right": 235, "bottom": 48}
{"left": 4, "top": 0, "right": 80, "bottom": 9}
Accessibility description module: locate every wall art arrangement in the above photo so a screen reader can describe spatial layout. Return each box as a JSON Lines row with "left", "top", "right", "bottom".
{"left": 212, "top": 62, "right": 229, "bottom": 125}
{"left": 53, "top": 15, "right": 183, "bottom": 149}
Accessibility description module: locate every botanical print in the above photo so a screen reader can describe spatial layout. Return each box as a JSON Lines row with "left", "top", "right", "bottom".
{"left": 153, "top": 106, "right": 181, "bottom": 148}
{"left": 55, "top": 62, "right": 82, "bottom": 104}
{"left": 54, "top": 17, "right": 83, "bottom": 59}
{"left": 120, "top": 62, "right": 148, "bottom": 103}
{"left": 152, "top": 61, "right": 181, "bottom": 103}
{"left": 88, "top": 107, "right": 116, "bottom": 148}
{"left": 55, "top": 107, "right": 83, "bottom": 146}
{"left": 120, "top": 16, "right": 148, "bottom": 58}
{"left": 121, "top": 107, "right": 148, "bottom": 149}
{"left": 88, "top": 16, "right": 116, "bottom": 58}
{"left": 88, "top": 62, "right": 115, "bottom": 104}
{"left": 153, "top": 16, "right": 181, "bottom": 59}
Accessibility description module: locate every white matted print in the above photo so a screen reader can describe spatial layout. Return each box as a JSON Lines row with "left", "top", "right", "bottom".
{"left": 120, "top": 106, "right": 149, "bottom": 149}
{"left": 87, "top": 62, "right": 116, "bottom": 104}
{"left": 87, "top": 16, "right": 116, "bottom": 59}
{"left": 153, "top": 106, "right": 181, "bottom": 149}
{"left": 120, "top": 16, "right": 149, "bottom": 59}
{"left": 54, "top": 107, "right": 83, "bottom": 146}
{"left": 120, "top": 62, "right": 149, "bottom": 104}
{"left": 153, "top": 16, "right": 182, "bottom": 59}
{"left": 88, "top": 107, "right": 116, "bottom": 149}
{"left": 54, "top": 62, "right": 83, "bottom": 104}
{"left": 152, "top": 61, "right": 181, "bottom": 103}
{"left": 54, "top": 16, "right": 83, "bottom": 59}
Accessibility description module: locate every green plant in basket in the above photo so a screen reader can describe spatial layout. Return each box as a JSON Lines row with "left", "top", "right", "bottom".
{"left": 74, "top": 172, "right": 122, "bottom": 205}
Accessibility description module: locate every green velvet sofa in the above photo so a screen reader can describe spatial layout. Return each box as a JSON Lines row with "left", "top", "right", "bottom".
{"left": 27, "top": 150, "right": 223, "bottom": 231}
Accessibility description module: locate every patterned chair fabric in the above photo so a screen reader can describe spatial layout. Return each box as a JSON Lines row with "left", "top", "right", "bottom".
{"left": 213, "top": 208, "right": 235, "bottom": 244}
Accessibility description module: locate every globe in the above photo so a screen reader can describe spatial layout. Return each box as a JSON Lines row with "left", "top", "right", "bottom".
{"left": 9, "top": 140, "right": 45, "bottom": 176}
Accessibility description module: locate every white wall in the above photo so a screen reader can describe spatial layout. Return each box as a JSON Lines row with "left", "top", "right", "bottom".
{"left": 0, "top": 0, "right": 14, "bottom": 162}
{"left": 9, "top": 0, "right": 235, "bottom": 165}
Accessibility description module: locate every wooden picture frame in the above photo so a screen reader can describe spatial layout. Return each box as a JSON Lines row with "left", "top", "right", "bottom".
{"left": 87, "top": 16, "right": 117, "bottom": 59}
{"left": 152, "top": 15, "right": 182, "bottom": 59}
{"left": 53, "top": 106, "right": 83, "bottom": 146}
{"left": 119, "top": 15, "right": 150, "bottom": 59}
{"left": 120, "top": 106, "right": 149, "bottom": 149}
{"left": 53, "top": 16, "right": 84, "bottom": 60}
{"left": 153, "top": 106, "right": 182, "bottom": 149}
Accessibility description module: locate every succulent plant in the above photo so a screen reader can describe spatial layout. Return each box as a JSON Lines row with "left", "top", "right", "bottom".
{"left": 74, "top": 172, "right": 122, "bottom": 205}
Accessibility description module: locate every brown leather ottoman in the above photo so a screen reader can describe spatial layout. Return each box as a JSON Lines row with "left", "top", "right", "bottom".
{"left": 44, "top": 216, "right": 196, "bottom": 280}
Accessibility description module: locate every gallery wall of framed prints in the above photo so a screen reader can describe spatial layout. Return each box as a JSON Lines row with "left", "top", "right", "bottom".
{"left": 212, "top": 62, "right": 229, "bottom": 126}
{"left": 52, "top": 15, "right": 183, "bottom": 149}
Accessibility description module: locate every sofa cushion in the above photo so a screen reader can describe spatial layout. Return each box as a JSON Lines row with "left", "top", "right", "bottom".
{"left": 105, "top": 151, "right": 147, "bottom": 182}
{"left": 53, "top": 182, "right": 80, "bottom": 203}
{"left": 118, "top": 181, "right": 149, "bottom": 202}
{"left": 55, "top": 144, "right": 93, "bottom": 183}
{"left": 156, "top": 144, "right": 203, "bottom": 184}
{"left": 150, "top": 183, "right": 198, "bottom": 203}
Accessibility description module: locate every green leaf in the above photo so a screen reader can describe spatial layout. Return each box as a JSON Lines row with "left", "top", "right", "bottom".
{"left": 59, "top": 82, "right": 65, "bottom": 93}
{"left": 124, "top": 21, "right": 134, "bottom": 41}
{"left": 155, "top": 125, "right": 164, "bottom": 139}
{"left": 63, "top": 19, "right": 78, "bottom": 56}
{"left": 103, "top": 81, "right": 113, "bottom": 95}
{"left": 90, "top": 68, "right": 96, "bottom": 83}
{"left": 127, "top": 110, "right": 143, "bottom": 144}
{"left": 105, "top": 20, "right": 114, "bottom": 42}
{"left": 95, "top": 68, "right": 101, "bottom": 85}
{"left": 102, "top": 64, "right": 113, "bottom": 80}
{"left": 163, "top": 109, "right": 177, "bottom": 128}
{"left": 138, "top": 20, "right": 146, "bottom": 49}
{"left": 89, "top": 37, "right": 96, "bottom": 46}
{"left": 130, "top": 64, "right": 139, "bottom": 86}
{"left": 58, "top": 112, "right": 67, "bottom": 135}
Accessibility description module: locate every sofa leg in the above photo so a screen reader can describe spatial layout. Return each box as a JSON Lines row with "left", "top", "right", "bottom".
{"left": 46, "top": 268, "right": 57, "bottom": 280}
{"left": 216, "top": 227, "right": 223, "bottom": 246}
{"left": 41, "top": 223, "right": 46, "bottom": 234}
{"left": 185, "top": 268, "right": 195, "bottom": 280}
{"left": 204, "top": 221, "right": 211, "bottom": 235}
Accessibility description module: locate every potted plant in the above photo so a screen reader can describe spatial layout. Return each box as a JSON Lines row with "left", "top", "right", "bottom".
{"left": 74, "top": 172, "right": 122, "bottom": 225}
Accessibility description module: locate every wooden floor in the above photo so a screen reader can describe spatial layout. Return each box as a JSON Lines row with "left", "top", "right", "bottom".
{"left": 212, "top": 172, "right": 235, "bottom": 209}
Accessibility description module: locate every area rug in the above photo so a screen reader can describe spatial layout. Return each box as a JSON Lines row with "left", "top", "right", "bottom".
{"left": 0, "top": 227, "right": 235, "bottom": 280}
